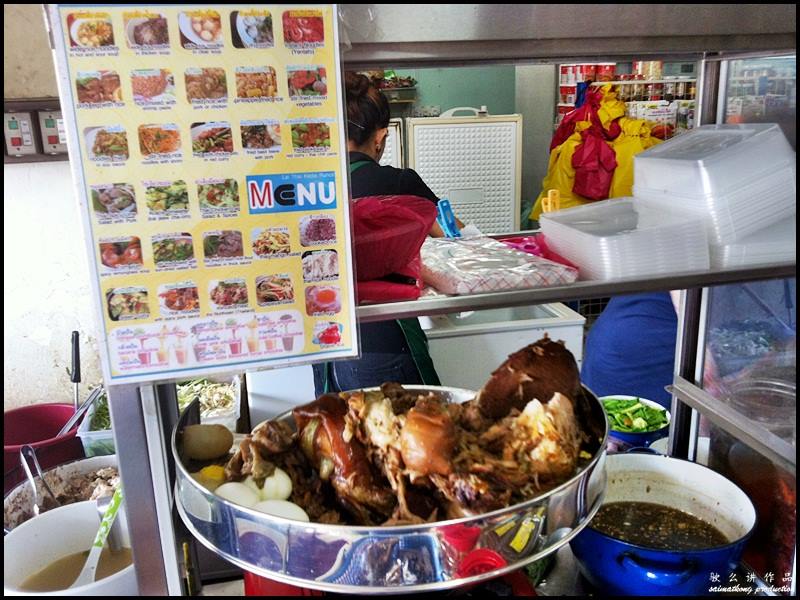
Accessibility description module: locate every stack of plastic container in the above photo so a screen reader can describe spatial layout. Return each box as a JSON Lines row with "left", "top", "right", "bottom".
{"left": 539, "top": 198, "right": 710, "bottom": 280}
{"left": 710, "top": 218, "right": 796, "bottom": 268}
{"left": 633, "top": 123, "right": 796, "bottom": 248}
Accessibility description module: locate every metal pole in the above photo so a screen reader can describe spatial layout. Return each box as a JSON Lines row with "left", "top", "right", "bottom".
{"left": 108, "top": 384, "right": 171, "bottom": 595}
{"left": 669, "top": 288, "right": 704, "bottom": 459}
{"left": 109, "top": 383, "right": 186, "bottom": 595}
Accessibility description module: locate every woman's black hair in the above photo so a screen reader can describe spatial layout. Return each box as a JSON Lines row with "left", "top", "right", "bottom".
{"left": 344, "top": 72, "right": 390, "bottom": 146}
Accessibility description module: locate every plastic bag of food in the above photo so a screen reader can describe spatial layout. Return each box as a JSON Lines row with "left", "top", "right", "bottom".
{"left": 421, "top": 236, "right": 578, "bottom": 295}
{"left": 352, "top": 195, "right": 437, "bottom": 282}
{"left": 177, "top": 376, "right": 241, "bottom": 432}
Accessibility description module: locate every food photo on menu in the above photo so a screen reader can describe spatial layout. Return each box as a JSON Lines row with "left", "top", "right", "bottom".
{"left": 299, "top": 214, "right": 336, "bottom": 246}
{"left": 76, "top": 70, "right": 122, "bottom": 104}
{"left": 192, "top": 122, "right": 234, "bottom": 155}
{"left": 235, "top": 67, "right": 279, "bottom": 99}
{"left": 288, "top": 66, "right": 327, "bottom": 98}
{"left": 253, "top": 227, "right": 291, "bottom": 257}
{"left": 197, "top": 178, "right": 239, "bottom": 211}
{"left": 290, "top": 121, "right": 331, "bottom": 150}
{"left": 158, "top": 283, "right": 200, "bottom": 314}
{"left": 179, "top": 10, "right": 223, "bottom": 48}
{"left": 209, "top": 279, "right": 249, "bottom": 310}
{"left": 124, "top": 12, "right": 169, "bottom": 48}
{"left": 282, "top": 10, "right": 324, "bottom": 45}
{"left": 99, "top": 237, "right": 142, "bottom": 271}
{"left": 230, "top": 10, "right": 274, "bottom": 48}
{"left": 255, "top": 274, "right": 295, "bottom": 306}
{"left": 91, "top": 183, "right": 136, "bottom": 217}
{"left": 152, "top": 234, "right": 195, "bottom": 266}
{"left": 203, "top": 230, "right": 245, "bottom": 260}
{"left": 106, "top": 287, "right": 149, "bottom": 321}
{"left": 145, "top": 180, "right": 189, "bottom": 213}
{"left": 131, "top": 69, "right": 175, "bottom": 105}
{"left": 313, "top": 321, "right": 343, "bottom": 347}
{"left": 85, "top": 126, "right": 129, "bottom": 161}
{"left": 138, "top": 123, "right": 182, "bottom": 158}
{"left": 68, "top": 12, "right": 114, "bottom": 47}
{"left": 304, "top": 285, "right": 341, "bottom": 316}
{"left": 241, "top": 121, "right": 281, "bottom": 152}
{"left": 301, "top": 249, "right": 338, "bottom": 282}
{"left": 185, "top": 67, "right": 228, "bottom": 102}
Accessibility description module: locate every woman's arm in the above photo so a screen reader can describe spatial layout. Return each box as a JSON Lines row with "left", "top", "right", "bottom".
{"left": 399, "top": 168, "right": 465, "bottom": 236}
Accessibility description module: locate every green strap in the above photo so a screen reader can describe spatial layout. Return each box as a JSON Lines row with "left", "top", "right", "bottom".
{"left": 396, "top": 318, "right": 441, "bottom": 386}
{"left": 350, "top": 160, "right": 371, "bottom": 174}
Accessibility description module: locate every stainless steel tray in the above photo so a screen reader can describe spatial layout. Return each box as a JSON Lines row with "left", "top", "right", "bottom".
{"left": 173, "top": 386, "right": 608, "bottom": 594}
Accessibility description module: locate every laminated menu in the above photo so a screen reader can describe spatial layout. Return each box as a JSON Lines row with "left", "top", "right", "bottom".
{"left": 47, "top": 4, "right": 358, "bottom": 384}
{"left": 421, "top": 236, "right": 578, "bottom": 295}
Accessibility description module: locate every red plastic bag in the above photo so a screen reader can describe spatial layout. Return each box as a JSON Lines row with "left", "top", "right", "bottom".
{"left": 356, "top": 256, "right": 423, "bottom": 304}
{"left": 352, "top": 195, "right": 437, "bottom": 282}
{"left": 572, "top": 128, "right": 618, "bottom": 201}
{"left": 552, "top": 86, "right": 621, "bottom": 151}
{"left": 551, "top": 87, "right": 604, "bottom": 150}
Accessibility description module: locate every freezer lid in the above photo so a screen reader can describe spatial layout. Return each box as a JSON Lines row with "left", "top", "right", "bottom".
{"left": 420, "top": 303, "right": 585, "bottom": 336}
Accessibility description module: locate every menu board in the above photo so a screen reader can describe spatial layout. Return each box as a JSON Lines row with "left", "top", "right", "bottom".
{"left": 47, "top": 4, "right": 358, "bottom": 384}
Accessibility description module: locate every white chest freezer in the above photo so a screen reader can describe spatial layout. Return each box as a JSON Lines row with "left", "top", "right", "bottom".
{"left": 419, "top": 303, "right": 585, "bottom": 392}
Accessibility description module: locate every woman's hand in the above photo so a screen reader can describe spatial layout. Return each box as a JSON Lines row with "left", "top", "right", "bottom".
{"left": 429, "top": 215, "right": 465, "bottom": 238}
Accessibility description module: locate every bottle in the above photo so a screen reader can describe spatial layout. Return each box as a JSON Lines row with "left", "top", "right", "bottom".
{"left": 617, "top": 76, "right": 628, "bottom": 102}
{"left": 633, "top": 74, "right": 645, "bottom": 101}
{"left": 676, "top": 79, "right": 687, "bottom": 100}
{"left": 665, "top": 79, "right": 676, "bottom": 102}
{"left": 677, "top": 105, "right": 688, "bottom": 130}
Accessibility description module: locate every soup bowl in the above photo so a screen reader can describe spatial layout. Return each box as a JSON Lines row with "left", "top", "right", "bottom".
{"left": 570, "top": 453, "right": 756, "bottom": 596}
{"left": 4, "top": 500, "right": 137, "bottom": 596}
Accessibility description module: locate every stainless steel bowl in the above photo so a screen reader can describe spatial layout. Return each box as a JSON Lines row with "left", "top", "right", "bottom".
{"left": 173, "top": 386, "right": 608, "bottom": 593}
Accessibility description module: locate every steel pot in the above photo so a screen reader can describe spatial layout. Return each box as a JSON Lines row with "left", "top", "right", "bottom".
{"left": 173, "top": 385, "right": 608, "bottom": 594}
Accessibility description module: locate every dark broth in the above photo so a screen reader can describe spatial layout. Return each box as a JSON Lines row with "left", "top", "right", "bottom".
{"left": 19, "top": 546, "right": 132, "bottom": 592}
{"left": 592, "top": 501, "right": 730, "bottom": 551}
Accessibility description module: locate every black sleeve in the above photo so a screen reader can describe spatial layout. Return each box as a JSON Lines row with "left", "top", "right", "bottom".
{"left": 396, "top": 168, "right": 440, "bottom": 204}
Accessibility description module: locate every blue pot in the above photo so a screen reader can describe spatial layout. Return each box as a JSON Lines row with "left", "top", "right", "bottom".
{"left": 570, "top": 454, "right": 756, "bottom": 596}
{"left": 601, "top": 396, "right": 670, "bottom": 448}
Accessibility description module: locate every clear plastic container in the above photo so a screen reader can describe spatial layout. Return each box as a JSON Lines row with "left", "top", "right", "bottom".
{"left": 633, "top": 123, "right": 796, "bottom": 244}
{"left": 728, "top": 377, "right": 796, "bottom": 445}
{"left": 77, "top": 399, "right": 116, "bottom": 458}
{"left": 539, "top": 198, "right": 710, "bottom": 280}
{"left": 710, "top": 216, "right": 796, "bottom": 268}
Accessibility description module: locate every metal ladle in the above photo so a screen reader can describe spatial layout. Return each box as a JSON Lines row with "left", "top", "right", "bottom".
{"left": 19, "top": 445, "right": 60, "bottom": 517}
{"left": 56, "top": 386, "right": 104, "bottom": 438}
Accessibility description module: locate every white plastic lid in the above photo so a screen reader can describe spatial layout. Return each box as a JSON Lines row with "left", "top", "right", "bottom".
{"left": 637, "top": 123, "right": 782, "bottom": 163}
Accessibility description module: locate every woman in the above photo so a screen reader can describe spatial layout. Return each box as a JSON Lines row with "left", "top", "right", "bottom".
{"left": 312, "top": 73, "right": 458, "bottom": 395}
{"left": 580, "top": 292, "right": 678, "bottom": 408}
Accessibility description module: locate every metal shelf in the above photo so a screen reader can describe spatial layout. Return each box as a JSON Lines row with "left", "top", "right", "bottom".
{"left": 357, "top": 261, "right": 797, "bottom": 323}
{"left": 669, "top": 375, "right": 796, "bottom": 475}
{"left": 590, "top": 79, "right": 697, "bottom": 86}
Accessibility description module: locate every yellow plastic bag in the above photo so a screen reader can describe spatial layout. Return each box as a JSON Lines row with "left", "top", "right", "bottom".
{"left": 530, "top": 122, "right": 594, "bottom": 220}
{"left": 530, "top": 85, "right": 627, "bottom": 220}
{"left": 608, "top": 117, "right": 663, "bottom": 199}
